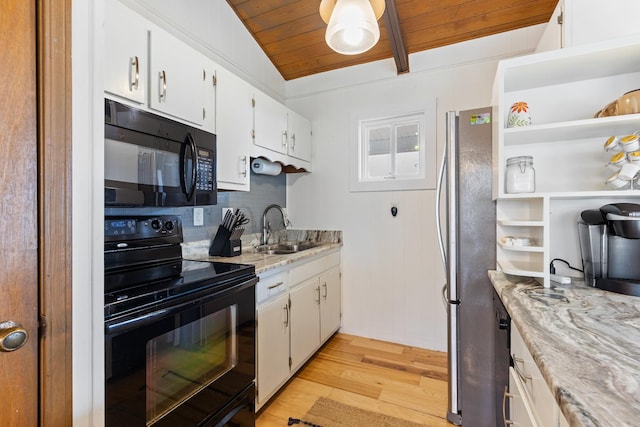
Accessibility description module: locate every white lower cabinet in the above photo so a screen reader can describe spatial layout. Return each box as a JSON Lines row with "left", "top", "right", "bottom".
{"left": 289, "top": 277, "right": 321, "bottom": 371}
{"left": 507, "top": 322, "right": 569, "bottom": 427}
{"left": 319, "top": 267, "right": 341, "bottom": 342}
{"left": 255, "top": 249, "right": 341, "bottom": 410}
{"left": 256, "top": 292, "right": 290, "bottom": 408}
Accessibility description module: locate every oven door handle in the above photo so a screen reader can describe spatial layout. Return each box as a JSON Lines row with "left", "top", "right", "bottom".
{"left": 105, "top": 277, "right": 258, "bottom": 335}
{"left": 105, "top": 308, "right": 171, "bottom": 335}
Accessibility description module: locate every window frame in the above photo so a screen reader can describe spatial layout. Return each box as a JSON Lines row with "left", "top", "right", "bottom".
{"left": 349, "top": 99, "right": 437, "bottom": 192}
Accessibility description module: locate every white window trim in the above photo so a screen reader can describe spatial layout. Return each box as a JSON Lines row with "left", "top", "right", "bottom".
{"left": 349, "top": 98, "right": 437, "bottom": 192}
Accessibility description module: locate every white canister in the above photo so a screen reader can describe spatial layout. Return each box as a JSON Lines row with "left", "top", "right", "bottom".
{"left": 506, "top": 102, "right": 532, "bottom": 128}
{"left": 506, "top": 156, "right": 535, "bottom": 193}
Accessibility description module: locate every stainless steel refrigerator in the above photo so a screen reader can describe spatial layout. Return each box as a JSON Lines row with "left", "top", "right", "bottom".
{"left": 436, "top": 108, "right": 509, "bottom": 426}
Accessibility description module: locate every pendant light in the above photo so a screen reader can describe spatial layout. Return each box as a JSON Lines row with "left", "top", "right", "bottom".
{"left": 319, "top": 0, "right": 385, "bottom": 55}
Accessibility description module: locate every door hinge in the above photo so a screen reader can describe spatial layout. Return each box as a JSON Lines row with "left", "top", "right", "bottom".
{"left": 212, "top": 74, "right": 217, "bottom": 87}
{"left": 288, "top": 357, "right": 292, "bottom": 369}
{"left": 252, "top": 97, "right": 255, "bottom": 108}
{"left": 251, "top": 129, "right": 255, "bottom": 139}
{"left": 557, "top": 11, "right": 563, "bottom": 25}
{"left": 288, "top": 297, "right": 291, "bottom": 309}
{"left": 38, "top": 314, "right": 47, "bottom": 338}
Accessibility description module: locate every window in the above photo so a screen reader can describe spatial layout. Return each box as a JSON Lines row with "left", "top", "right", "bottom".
{"left": 350, "top": 100, "right": 436, "bottom": 192}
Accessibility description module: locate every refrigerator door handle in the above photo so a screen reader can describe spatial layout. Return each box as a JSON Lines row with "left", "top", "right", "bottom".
{"left": 444, "top": 111, "right": 462, "bottom": 424}
{"left": 445, "top": 111, "right": 459, "bottom": 304}
{"left": 435, "top": 136, "right": 448, "bottom": 276}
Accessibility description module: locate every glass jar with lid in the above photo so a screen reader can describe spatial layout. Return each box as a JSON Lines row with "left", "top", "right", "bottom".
{"left": 506, "top": 156, "right": 535, "bottom": 193}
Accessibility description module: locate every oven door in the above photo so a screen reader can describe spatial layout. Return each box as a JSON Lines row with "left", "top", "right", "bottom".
{"left": 105, "top": 278, "right": 256, "bottom": 427}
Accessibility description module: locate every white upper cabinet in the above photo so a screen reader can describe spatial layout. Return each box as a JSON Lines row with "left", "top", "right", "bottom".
{"left": 537, "top": 0, "right": 640, "bottom": 52}
{"left": 253, "top": 89, "right": 289, "bottom": 154}
{"left": 104, "top": 0, "right": 147, "bottom": 104}
{"left": 252, "top": 89, "right": 312, "bottom": 170}
{"left": 104, "top": 1, "right": 215, "bottom": 132}
{"left": 148, "top": 28, "right": 208, "bottom": 126}
{"left": 287, "top": 110, "right": 312, "bottom": 162}
{"left": 216, "top": 66, "right": 251, "bottom": 190}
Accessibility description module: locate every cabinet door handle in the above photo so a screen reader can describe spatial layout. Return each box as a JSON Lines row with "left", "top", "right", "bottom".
{"left": 291, "top": 133, "right": 296, "bottom": 151}
{"left": 502, "top": 386, "right": 514, "bottom": 426}
{"left": 513, "top": 355, "right": 532, "bottom": 382}
{"left": 283, "top": 304, "right": 289, "bottom": 327}
{"left": 315, "top": 286, "right": 321, "bottom": 304}
{"left": 322, "top": 282, "right": 327, "bottom": 300}
{"left": 240, "top": 156, "right": 248, "bottom": 178}
{"left": 159, "top": 70, "right": 167, "bottom": 101}
{"left": 267, "top": 281, "right": 284, "bottom": 290}
{"left": 282, "top": 130, "right": 287, "bottom": 149}
{"left": 130, "top": 56, "right": 139, "bottom": 91}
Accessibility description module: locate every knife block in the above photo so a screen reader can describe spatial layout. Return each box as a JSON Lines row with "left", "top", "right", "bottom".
{"left": 209, "top": 226, "right": 244, "bottom": 257}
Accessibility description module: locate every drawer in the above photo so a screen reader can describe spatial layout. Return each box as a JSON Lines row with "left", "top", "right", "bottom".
{"left": 256, "top": 270, "right": 288, "bottom": 305}
{"left": 290, "top": 250, "right": 340, "bottom": 285}
{"left": 508, "top": 367, "right": 539, "bottom": 427}
{"left": 511, "top": 323, "right": 558, "bottom": 427}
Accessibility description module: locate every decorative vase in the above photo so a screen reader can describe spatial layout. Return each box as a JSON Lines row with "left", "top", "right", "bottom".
{"left": 507, "top": 102, "right": 532, "bottom": 128}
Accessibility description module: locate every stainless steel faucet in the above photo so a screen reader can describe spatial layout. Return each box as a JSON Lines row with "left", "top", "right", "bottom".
{"left": 262, "top": 204, "right": 289, "bottom": 245}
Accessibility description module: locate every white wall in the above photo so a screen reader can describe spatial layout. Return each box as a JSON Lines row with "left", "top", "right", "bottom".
{"left": 285, "top": 27, "right": 545, "bottom": 351}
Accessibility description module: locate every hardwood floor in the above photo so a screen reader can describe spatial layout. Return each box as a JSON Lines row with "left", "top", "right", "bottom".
{"left": 256, "top": 333, "right": 450, "bottom": 426}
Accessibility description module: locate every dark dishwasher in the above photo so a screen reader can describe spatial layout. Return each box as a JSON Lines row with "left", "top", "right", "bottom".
{"left": 493, "top": 289, "right": 510, "bottom": 427}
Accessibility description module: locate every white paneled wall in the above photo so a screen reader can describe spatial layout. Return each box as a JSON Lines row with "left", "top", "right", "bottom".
{"left": 286, "top": 27, "right": 545, "bottom": 351}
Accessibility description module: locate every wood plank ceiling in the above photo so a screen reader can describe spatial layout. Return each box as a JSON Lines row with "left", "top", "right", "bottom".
{"left": 226, "top": 0, "right": 558, "bottom": 81}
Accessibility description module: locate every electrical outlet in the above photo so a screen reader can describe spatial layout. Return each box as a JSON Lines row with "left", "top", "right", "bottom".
{"left": 193, "top": 207, "right": 204, "bottom": 226}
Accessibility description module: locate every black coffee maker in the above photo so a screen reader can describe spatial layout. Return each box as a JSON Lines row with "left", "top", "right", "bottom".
{"left": 578, "top": 203, "right": 640, "bottom": 296}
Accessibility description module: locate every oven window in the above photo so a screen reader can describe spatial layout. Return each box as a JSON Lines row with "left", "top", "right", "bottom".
{"left": 146, "top": 305, "right": 237, "bottom": 425}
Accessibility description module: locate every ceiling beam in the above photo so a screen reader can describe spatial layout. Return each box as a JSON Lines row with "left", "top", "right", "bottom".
{"left": 382, "top": 0, "right": 408, "bottom": 74}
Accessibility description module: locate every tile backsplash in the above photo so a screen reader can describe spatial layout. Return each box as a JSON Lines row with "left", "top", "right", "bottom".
{"left": 104, "top": 171, "right": 287, "bottom": 243}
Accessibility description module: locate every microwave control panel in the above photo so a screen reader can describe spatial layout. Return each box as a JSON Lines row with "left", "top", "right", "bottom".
{"left": 196, "top": 154, "right": 214, "bottom": 191}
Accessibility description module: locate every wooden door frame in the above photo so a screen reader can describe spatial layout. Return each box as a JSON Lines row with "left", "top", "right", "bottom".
{"left": 38, "top": 0, "right": 72, "bottom": 425}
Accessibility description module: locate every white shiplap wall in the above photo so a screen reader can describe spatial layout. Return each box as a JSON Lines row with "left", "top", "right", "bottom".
{"left": 285, "top": 26, "right": 545, "bottom": 351}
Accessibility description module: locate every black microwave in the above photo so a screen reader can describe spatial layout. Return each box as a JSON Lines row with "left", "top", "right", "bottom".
{"left": 104, "top": 99, "right": 217, "bottom": 207}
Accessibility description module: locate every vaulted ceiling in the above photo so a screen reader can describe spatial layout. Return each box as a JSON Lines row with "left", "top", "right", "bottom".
{"left": 226, "top": 0, "right": 558, "bottom": 81}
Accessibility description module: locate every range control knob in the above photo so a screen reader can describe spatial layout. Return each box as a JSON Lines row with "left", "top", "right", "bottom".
{"left": 164, "top": 220, "right": 174, "bottom": 231}
{"left": 150, "top": 219, "right": 162, "bottom": 230}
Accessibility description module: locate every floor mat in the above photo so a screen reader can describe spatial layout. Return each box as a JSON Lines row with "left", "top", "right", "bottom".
{"left": 301, "top": 397, "right": 426, "bottom": 426}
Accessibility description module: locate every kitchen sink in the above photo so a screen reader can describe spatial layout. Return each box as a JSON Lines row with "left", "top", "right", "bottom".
{"left": 255, "top": 241, "right": 320, "bottom": 255}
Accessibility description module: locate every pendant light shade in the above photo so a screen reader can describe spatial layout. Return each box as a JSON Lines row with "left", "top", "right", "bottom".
{"left": 323, "top": 0, "right": 381, "bottom": 55}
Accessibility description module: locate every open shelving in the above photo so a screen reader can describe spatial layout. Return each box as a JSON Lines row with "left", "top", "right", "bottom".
{"left": 494, "top": 34, "right": 640, "bottom": 287}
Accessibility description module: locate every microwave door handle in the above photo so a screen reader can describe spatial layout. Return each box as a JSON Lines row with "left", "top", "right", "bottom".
{"left": 181, "top": 133, "right": 198, "bottom": 202}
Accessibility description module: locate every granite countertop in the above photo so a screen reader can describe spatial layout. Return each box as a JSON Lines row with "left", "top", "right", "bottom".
{"left": 490, "top": 271, "right": 640, "bottom": 427}
{"left": 182, "top": 230, "right": 342, "bottom": 275}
